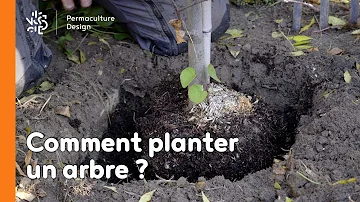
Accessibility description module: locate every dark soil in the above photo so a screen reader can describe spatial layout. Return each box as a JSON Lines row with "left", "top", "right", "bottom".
{"left": 99, "top": 78, "right": 297, "bottom": 183}
{"left": 16, "top": 3, "right": 360, "bottom": 202}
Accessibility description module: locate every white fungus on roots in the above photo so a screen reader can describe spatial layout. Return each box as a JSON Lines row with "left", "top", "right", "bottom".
{"left": 189, "top": 83, "right": 256, "bottom": 123}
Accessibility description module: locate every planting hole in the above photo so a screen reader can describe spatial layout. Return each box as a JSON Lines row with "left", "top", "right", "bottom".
{"left": 95, "top": 74, "right": 312, "bottom": 183}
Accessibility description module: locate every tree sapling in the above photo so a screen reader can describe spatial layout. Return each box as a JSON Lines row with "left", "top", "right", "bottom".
{"left": 181, "top": 0, "right": 214, "bottom": 104}
{"left": 180, "top": 0, "right": 254, "bottom": 121}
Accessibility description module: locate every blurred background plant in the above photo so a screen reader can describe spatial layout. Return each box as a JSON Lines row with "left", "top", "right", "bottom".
{"left": 40, "top": 0, "right": 131, "bottom": 60}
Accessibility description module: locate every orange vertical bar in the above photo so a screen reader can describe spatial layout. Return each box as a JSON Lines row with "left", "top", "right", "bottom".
{"left": 1, "top": 0, "right": 15, "bottom": 200}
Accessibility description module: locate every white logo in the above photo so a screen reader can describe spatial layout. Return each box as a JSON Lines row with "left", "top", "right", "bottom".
{"left": 26, "top": 11, "right": 48, "bottom": 35}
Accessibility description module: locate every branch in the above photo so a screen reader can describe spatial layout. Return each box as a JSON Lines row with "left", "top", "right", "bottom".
{"left": 177, "top": 0, "right": 208, "bottom": 12}
{"left": 283, "top": 0, "right": 320, "bottom": 12}
{"left": 169, "top": 0, "right": 199, "bottom": 63}
{"left": 170, "top": 0, "right": 182, "bottom": 20}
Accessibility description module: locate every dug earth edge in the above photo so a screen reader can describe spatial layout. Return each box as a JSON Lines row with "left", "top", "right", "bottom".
{"left": 26, "top": 132, "right": 239, "bottom": 158}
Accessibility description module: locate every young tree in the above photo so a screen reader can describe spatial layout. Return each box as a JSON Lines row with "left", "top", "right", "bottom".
{"left": 182, "top": 0, "right": 252, "bottom": 116}
{"left": 186, "top": 0, "right": 211, "bottom": 88}
{"left": 181, "top": 0, "right": 219, "bottom": 104}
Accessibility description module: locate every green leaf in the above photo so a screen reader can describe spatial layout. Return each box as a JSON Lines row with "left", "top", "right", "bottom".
{"left": 138, "top": 190, "right": 156, "bottom": 202}
{"left": 225, "top": 29, "right": 243, "bottom": 39}
{"left": 87, "top": 41, "right": 97, "bottom": 45}
{"left": 271, "top": 31, "right": 283, "bottom": 38}
{"left": 322, "top": 89, "right": 336, "bottom": 99}
{"left": 344, "top": 70, "right": 352, "bottom": 83}
{"left": 226, "top": 44, "right": 240, "bottom": 58}
{"left": 99, "top": 38, "right": 111, "bottom": 50}
{"left": 299, "top": 17, "right": 315, "bottom": 33}
{"left": 332, "top": 178, "right": 356, "bottom": 185}
{"left": 275, "top": 19, "right": 283, "bottom": 24}
{"left": 103, "top": 186, "right": 118, "bottom": 193}
{"left": 56, "top": 33, "right": 74, "bottom": 50}
{"left": 180, "top": 67, "right": 196, "bottom": 88}
{"left": 229, "top": 50, "right": 240, "bottom": 58}
{"left": 86, "top": 6, "right": 107, "bottom": 16}
{"left": 293, "top": 41, "right": 311, "bottom": 46}
{"left": 90, "top": 32, "right": 102, "bottom": 38}
{"left": 18, "top": 94, "right": 39, "bottom": 105}
{"left": 295, "top": 45, "right": 313, "bottom": 50}
{"left": 274, "top": 182, "right": 281, "bottom": 190}
{"left": 144, "top": 50, "right": 153, "bottom": 58}
{"left": 286, "top": 197, "right": 293, "bottom": 202}
{"left": 188, "top": 84, "right": 208, "bottom": 104}
{"left": 96, "top": 20, "right": 114, "bottom": 28}
{"left": 65, "top": 49, "right": 73, "bottom": 55}
{"left": 79, "top": 50, "right": 86, "bottom": 64}
{"left": 290, "top": 51, "right": 305, "bottom": 56}
{"left": 114, "top": 33, "right": 132, "bottom": 41}
{"left": 288, "top": 35, "right": 313, "bottom": 43}
{"left": 39, "top": 81, "right": 54, "bottom": 92}
{"left": 25, "top": 126, "right": 31, "bottom": 135}
{"left": 25, "top": 86, "right": 36, "bottom": 95}
{"left": 201, "top": 191, "right": 210, "bottom": 202}
{"left": 113, "top": 23, "right": 127, "bottom": 32}
{"left": 245, "top": 11, "right": 255, "bottom": 17}
{"left": 328, "top": 16, "right": 346, "bottom": 26}
{"left": 208, "top": 64, "right": 221, "bottom": 82}
{"left": 348, "top": 178, "right": 356, "bottom": 183}
{"left": 352, "top": 29, "right": 360, "bottom": 35}
{"left": 67, "top": 53, "right": 81, "bottom": 64}
{"left": 289, "top": 35, "right": 313, "bottom": 48}
{"left": 64, "top": 32, "right": 74, "bottom": 41}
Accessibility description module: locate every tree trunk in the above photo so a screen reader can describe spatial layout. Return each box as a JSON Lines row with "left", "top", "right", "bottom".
{"left": 187, "top": 0, "right": 206, "bottom": 87}
{"left": 202, "top": 0, "right": 211, "bottom": 88}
